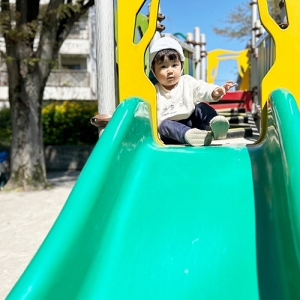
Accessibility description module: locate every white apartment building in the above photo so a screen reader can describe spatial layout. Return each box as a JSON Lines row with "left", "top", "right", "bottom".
{"left": 0, "top": 3, "right": 97, "bottom": 106}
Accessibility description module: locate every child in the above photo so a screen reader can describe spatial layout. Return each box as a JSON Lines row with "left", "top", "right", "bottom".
{"left": 149, "top": 36, "right": 237, "bottom": 146}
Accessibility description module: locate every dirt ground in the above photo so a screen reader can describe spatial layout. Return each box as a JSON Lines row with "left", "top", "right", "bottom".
{"left": 0, "top": 171, "right": 79, "bottom": 299}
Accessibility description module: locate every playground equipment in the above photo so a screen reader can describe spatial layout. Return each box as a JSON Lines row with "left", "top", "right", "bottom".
{"left": 207, "top": 49, "right": 249, "bottom": 86}
{"left": 206, "top": 48, "right": 253, "bottom": 114}
{"left": 6, "top": 0, "right": 300, "bottom": 299}
{"left": 257, "top": 0, "right": 300, "bottom": 108}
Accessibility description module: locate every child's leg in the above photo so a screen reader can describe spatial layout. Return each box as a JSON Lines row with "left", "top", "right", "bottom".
{"left": 193, "top": 103, "right": 229, "bottom": 140}
{"left": 158, "top": 120, "right": 189, "bottom": 144}
{"left": 158, "top": 119, "right": 212, "bottom": 146}
{"left": 192, "top": 102, "right": 218, "bottom": 129}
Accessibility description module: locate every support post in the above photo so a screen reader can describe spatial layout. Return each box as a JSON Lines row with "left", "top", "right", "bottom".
{"left": 149, "top": 4, "right": 163, "bottom": 48}
{"left": 251, "top": 0, "right": 258, "bottom": 49}
{"left": 194, "top": 27, "right": 201, "bottom": 80}
{"left": 94, "top": 0, "right": 116, "bottom": 120}
{"left": 200, "top": 33, "right": 206, "bottom": 81}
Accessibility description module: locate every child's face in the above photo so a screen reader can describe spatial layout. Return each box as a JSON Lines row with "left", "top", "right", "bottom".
{"left": 153, "top": 56, "right": 182, "bottom": 90}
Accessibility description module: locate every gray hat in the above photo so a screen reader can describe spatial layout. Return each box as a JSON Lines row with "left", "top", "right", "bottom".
{"left": 149, "top": 37, "right": 185, "bottom": 67}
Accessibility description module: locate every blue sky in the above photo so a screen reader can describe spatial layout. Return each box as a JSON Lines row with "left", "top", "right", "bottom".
{"left": 142, "top": 0, "right": 250, "bottom": 86}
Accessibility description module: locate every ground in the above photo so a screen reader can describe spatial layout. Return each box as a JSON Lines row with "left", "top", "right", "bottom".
{"left": 0, "top": 171, "right": 79, "bottom": 299}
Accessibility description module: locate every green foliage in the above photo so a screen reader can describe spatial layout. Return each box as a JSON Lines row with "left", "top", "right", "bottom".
{"left": 0, "top": 107, "right": 11, "bottom": 147}
{"left": 42, "top": 100, "right": 99, "bottom": 145}
{"left": 23, "top": 57, "right": 40, "bottom": 67}
{"left": 56, "top": 2, "right": 85, "bottom": 20}
{"left": 0, "top": 101, "right": 99, "bottom": 146}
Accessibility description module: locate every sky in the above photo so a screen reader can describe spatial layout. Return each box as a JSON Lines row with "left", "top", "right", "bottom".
{"left": 141, "top": 0, "right": 250, "bottom": 86}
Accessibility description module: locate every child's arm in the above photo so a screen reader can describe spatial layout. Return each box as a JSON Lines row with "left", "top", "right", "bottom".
{"left": 212, "top": 80, "right": 237, "bottom": 101}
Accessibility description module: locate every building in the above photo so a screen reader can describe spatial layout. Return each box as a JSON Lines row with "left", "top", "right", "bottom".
{"left": 0, "top": 2, "right": 97, "bottom": 107}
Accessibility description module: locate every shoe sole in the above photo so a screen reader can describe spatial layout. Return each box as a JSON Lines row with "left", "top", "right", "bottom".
{"left": 184, "top": 128, "right": 212, "bottom": 146}
{"left": 210, "top": 116, "right": 230, "bottom": 140}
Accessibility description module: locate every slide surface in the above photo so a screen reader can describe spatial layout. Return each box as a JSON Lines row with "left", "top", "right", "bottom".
{"left": 7, "top": 89, "right": 300, "bottom": 299}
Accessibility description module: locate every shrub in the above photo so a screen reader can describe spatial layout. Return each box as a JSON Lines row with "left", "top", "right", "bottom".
{"left": 42, "top": 100, "right": 99, "bottom": 145}
{"left": 0, "top": 101, "right": 99, "bottom": 146}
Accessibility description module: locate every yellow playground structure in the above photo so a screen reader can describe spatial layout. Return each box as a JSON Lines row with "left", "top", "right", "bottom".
{"left": 207, "top": 48, "right": 249, "bottom": 89}
{"left": 115, "top": 0, "right": 300, "bottom": 142}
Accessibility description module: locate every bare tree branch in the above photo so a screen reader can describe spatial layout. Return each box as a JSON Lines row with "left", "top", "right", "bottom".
{"left": 213, "top": 0, "right": 282, "bottom": 41}
{"left": 56, "top": 0, "right": 94, "bottom": 48}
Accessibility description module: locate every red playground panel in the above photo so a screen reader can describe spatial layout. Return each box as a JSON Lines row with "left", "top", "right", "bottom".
{"left": 209, "top": 90, "right": 253, "bottom": 111}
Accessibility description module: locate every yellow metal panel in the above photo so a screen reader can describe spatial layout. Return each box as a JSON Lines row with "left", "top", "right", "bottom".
{"left": 117, "top": 0, "right": 160, "bottom": 143}
{"left": 258, "top": 0, "right": 300, "bottom": 109}
{"left": 239, "top": 67, "right": 250, "bottom": 91}
{"left": 207, "top": 49, "right": 249, "bottom": 85}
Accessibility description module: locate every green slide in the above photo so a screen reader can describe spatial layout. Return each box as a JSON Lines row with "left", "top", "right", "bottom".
{"left": 7, "top": 89, "right": 300, "bottom": 299}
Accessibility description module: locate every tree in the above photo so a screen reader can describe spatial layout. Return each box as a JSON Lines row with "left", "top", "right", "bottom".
{"left": 0, "top": 0, "right": 94, "bottom": 191}
{"left": 213, "top": 0, "right": 282, "bottom": 41}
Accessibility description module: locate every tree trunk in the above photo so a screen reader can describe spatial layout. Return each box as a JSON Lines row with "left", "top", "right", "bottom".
{"left": 2, "top": 0, "right": 95, "bottom": 190}
{"left": 5, "top": 70, "right": 47, "bottom": 191}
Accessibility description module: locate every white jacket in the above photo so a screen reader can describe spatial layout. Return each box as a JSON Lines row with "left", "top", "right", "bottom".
{"left": 155, "top": 75, "right": 219, "bottom": 125}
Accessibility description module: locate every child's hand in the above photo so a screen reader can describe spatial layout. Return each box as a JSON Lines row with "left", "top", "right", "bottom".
{"left": 212, "top": 80, "right": 237, "bottom": 100}
{"left": 223, "top": 80, "right": 237, "bottom": 91}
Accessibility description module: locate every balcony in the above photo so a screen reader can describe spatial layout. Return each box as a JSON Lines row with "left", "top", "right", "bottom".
{"left": 0, "top": 71, "right": 8, "bottom": 87}
{"left": 47, "top": 70, "right": 90, "bottom": 87}
{"left": 0, "top": 70, "right": 90, "bottom": 87}
{"left": 67, "top": 22, "right": 89, "bottom": 40}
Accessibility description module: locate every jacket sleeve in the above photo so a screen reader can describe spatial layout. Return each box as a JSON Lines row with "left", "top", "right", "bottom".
{"left": 192, "top": 78, "right": 220, "bottom": 103}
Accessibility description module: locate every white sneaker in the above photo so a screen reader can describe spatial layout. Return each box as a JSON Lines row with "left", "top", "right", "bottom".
{"left": 210, "top": 116, "right": 230, "bottom": 140}
{"left": 184, "top": 128, "right": 212, "bottom": 146}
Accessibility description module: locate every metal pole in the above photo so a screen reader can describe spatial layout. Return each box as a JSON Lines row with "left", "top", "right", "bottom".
{"left": 200, "top": 33, "right": 206, "bottom": 81}
{"left": 95, "top": 0, "right": 116, "bottom": 117}
{"left": 251, "top": 0, "right": 258, "bottom": 49}
{"left": 186, "top": 32, "right": 193, "bottom": 45}
{"left": 250, "top": 0, "right": 260, "bottom": 123}
{"left": 194, "top": 27, "right": 201, "bottom": 80}
{"left": 149, "top": 4, "right": 162, "bottom": 48}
